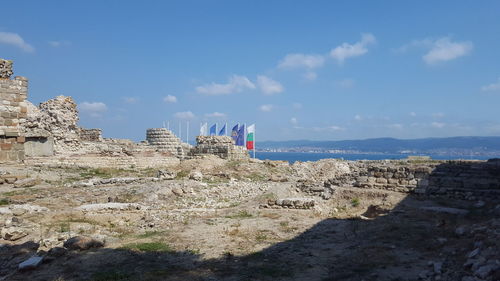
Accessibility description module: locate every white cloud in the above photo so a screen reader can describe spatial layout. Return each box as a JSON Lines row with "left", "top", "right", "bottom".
{"left": 196, "top": 75, "right": 255, "bottom": 95}
{"left": 303, "top": 71, "right": 317, "bottom": 81}
{"left": 48, "top": 40, "right": 71, "bottom": 47}
{"left": 0, "top": 31, "right": 34, "bottom": 53}
{"left": 312, "top": 125, "right": 345, "bottom": 132}
{"left": 205, "top": 112, "right": 227, "bottom": 118}
{"left": 123, "top": 97, "right": 139, "bottom": 104}
{"left": 398, "top": 37, "right": 473, "bottom": 64}
{"left": 432, "top": 112, "right": 445, "bottom": 118}
{"left": 330, "top": 33, "right": 376, "bottom": 64}
{"left": 409, "top": 112, "right": 417, "bottom": 117}
{"left": 481, "top": 77, "right": 500, "bottom": 92}
{"left": 431, "top": 122, "right": 446, "bottom": 128}
{"left": 335, "top": 78, "right": 355, "bottom": 88}
{"left": 354, "top": 114, "right": 363, "bottom": 121}
{"left": 79, "top": 102, "right": 107, "bottom": 117}
{"left": 290, "top": 117, "right": 298, "bottom": 125}
{"left": 259, "top": 104, "right": 273, "bottom": 112}
{"left": 174, "top": 111, "right": 195, "bottom": 119}
{"left": 163, "top": 95, "right": 177, "bottom": 103}
{"left": 387, "top": 123, "right": 403, "bottom": 129}
{"left": 278, "top": 53, "right": 325, "bottom": 69}
{"left": 257, "top": 75, "right": 284, "bottom": 95}
{"left": 423, "top": 37, "right": 473, "bottom": 64}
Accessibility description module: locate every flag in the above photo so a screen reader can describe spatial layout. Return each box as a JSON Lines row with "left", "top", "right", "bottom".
{"left": 231, "top": 124, "right": 239, "bottom": 143}
{"left": 209, "top": 124, "right": 217, "bottom": 136}
{"left": 246, "top": 124, "right": 255, "bottom": 150}
{"left": 218, "top": 124, "right": 226, "bottom": 136}
{"left": 200, "top": 123, "right": 207, "bottom": 136}
{"left": 236, "top": 124, "right": 245, "bottom": 146}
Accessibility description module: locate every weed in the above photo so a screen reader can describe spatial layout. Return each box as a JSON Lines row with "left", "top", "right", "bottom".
{"left": 136, "top": 231, "right": 165, "bottom": 239}
{"left": 225, "top": 210, "right": 253, "bottom": 219}
{"left": 58, "top": 222, "right": 70, "bottom": 233}
{"left": 121, "top": 242, "right": 172, "bottom": 252}
{"left": 175, "top": 170, "right": 189, "bottom": 179}
{"left": 0, "top": 198, "right": 9, "bottom": 206}
{"left": 255, "top": 232, "right": 268, "bottom": 242}
{"left": 351, "top": 198, "right": 360, "bottom": 207}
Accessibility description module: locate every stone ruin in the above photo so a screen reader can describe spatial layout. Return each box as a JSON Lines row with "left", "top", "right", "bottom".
{"left": 189, "top": 135, "right": 249, "bottom": 160}
{"left": 0, "top": 59, "right": 28, "bottom": 162}
{"left": 146, "top": 128, "right": 190, "bottom": 159}
{"left": 0, "top": 58, "right": 251, "bottom": 166}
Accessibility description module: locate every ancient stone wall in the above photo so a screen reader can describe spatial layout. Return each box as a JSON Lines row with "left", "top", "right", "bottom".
{"left": 146, "top": 128, "right": 189, "bottom": 158}
{"left": 79, "top": 128, "right": 103, "bottom": 142}
{"left": 0, "top": 59, "right": 27, "bottom": 162}
{"left": 319, "top": 159, "right": 500, "bottom": 201}
{"left": 189, "top": 136, "right": 249, "bottom": 160}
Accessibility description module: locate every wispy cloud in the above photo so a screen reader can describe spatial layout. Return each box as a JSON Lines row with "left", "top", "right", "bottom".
{"left": 398, "top": 36, "right": 473, "bottom": 65}
{"left": 330, "top": 33, "right": 376, "bottom": 64}
{"left": 431, "top": 122, "right": 446, "bottom": 128}
{"left": 48, "top": 40, "right": 71, "bottom": 48}
{"left": 303, "top": 71, "right": 318, "bottom": 81}
{"left": 163, "top": 95, "right": 177, "bottom": 103}
{"left": 0, "top": 31, "right": 34, "bottom": 53}
{"left": 196, "top": 75, "right": 255, "bottom": 95}
{"left": 79, "top": 102, "right": 107, "bottom": 118}
{"left": 354, "top": 114, "right": 363, "bottom": 121}
{"left": 173, "top": 111, "right": 195, "bottom": 119}
{"left": 123, "top": 97, "right": 139, "bottom": 104}
{"left": 387, "top": 123, "right": 403, "bottom": 129}
{"left": 290, "top": 117, "right": 298, "bottom": 125}
{"left": 312, "top": 125, "right": 345, "bottom": 132}
{"left": 257, "top": 75, "right": 284, "bottom": 95}
{"left": 409, "top": 112, "right": 417, "bottom": 117}
{"left": 432, "top": 112, "right": 445, "bottom": 118}
{"left": 335, "top": 78, "right": 355, "bottom": 89}
{"left": 481, "top": 77, "right": 500, "bottom": 92}
{"left": 278, "top": 53, "right": 325, "bottom": 69}
{"left": 205, "top": 112, "right": 227, "bottom": 118}
{"left": 259, "top": 104, "right": 273, "bottom": 112}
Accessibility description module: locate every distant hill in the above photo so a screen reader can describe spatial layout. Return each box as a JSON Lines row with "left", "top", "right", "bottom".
{"left": 258, "top": 136, "right": 500, "bottom": 155}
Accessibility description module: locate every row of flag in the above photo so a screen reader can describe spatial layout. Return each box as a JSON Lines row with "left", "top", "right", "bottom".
{"left": 200, "top": 123, "right": 255, "bottom": 151}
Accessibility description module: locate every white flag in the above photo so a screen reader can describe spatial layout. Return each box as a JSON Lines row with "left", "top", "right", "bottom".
{"left": 200, "top": 123, "right": 207, "bottom": 136}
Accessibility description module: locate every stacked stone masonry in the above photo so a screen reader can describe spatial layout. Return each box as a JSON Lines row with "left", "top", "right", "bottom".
{"left": 0, "top": 59, "right": 27, "bottom": 162}
{"left": 146, "top": 128, "right": 189, "bottom": 159}
{"left": 79, "top": 128, "right": 103, "bottom": 142}
{"left": 189, "top": 136, "right": 249, "bottom": 160}
{"left": 322, "top": 159, "right": 500, "bottom": 201}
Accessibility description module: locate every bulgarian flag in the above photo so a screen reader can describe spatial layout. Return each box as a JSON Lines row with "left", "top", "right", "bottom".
{"left": 246, "top": 124, "right": 255, "bottom": 150}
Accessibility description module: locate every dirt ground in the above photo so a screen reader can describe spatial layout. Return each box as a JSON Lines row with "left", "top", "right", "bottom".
{"left": 0, "top": 157, "right": 499, "bottom": 281}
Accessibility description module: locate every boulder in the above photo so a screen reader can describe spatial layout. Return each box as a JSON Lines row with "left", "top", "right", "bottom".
{"left": 189, "top": 171, "right": 203, "bottom": 181}
{"left": 1, "top": 227, "right": 28, "bottom": 241}
{"left": 13, "top": 178, "right": 40, "bottom": 188}
{"left": 63, "top": 236, "right": 104, "bottom": 250}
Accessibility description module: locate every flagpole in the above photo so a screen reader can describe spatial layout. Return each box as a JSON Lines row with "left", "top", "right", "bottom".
{"left": 167, "top": 121, "right": 170, "bottom": 131}
{"left": 187, "top": 121, "right": 189, "bottom": 144}
{"left": 253, "top": 124, "right": 256, "bottom": 159}
{"left": 179, "top": 121, "right": 182, "bottom": 141}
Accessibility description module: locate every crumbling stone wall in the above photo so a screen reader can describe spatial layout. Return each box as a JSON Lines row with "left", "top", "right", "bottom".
{"left": 146, "top": 128, "right": 189, "bottom": 158}
{"left": 79, "top": 128, "right": 102, "bottom": 142}
{"left": 23, "top": 96, "right": 81, "bottom": 154}
{"left": 319, "top": 159, "right": 500, "bottom": 201}
{"left": 189, "top": 136, "right": 249, "bottom": 160}
{"left": 0, "top": 59, "right": 27, "bottom": 162}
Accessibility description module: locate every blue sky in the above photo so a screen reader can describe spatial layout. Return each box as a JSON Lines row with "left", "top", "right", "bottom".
{"left": 1, "top": 1, "right": 500, "bottom": 142}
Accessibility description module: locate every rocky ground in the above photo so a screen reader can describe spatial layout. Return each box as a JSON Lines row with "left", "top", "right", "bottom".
{"left": 0, "top": 156, "right": 499, "bottom": 281}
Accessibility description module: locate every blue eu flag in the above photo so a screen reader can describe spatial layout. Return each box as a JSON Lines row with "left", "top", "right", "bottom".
{"left": 231, "top": 124, "right": 239, "bottom": 142}
{"left": 218, "top": 124, "right": 226, "bottom": 136}
{"left": 236, "top": 124, "right": 245, "bottom": 146}
{"left": 209, "top": 124, "right": 217, "bottom": 136}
